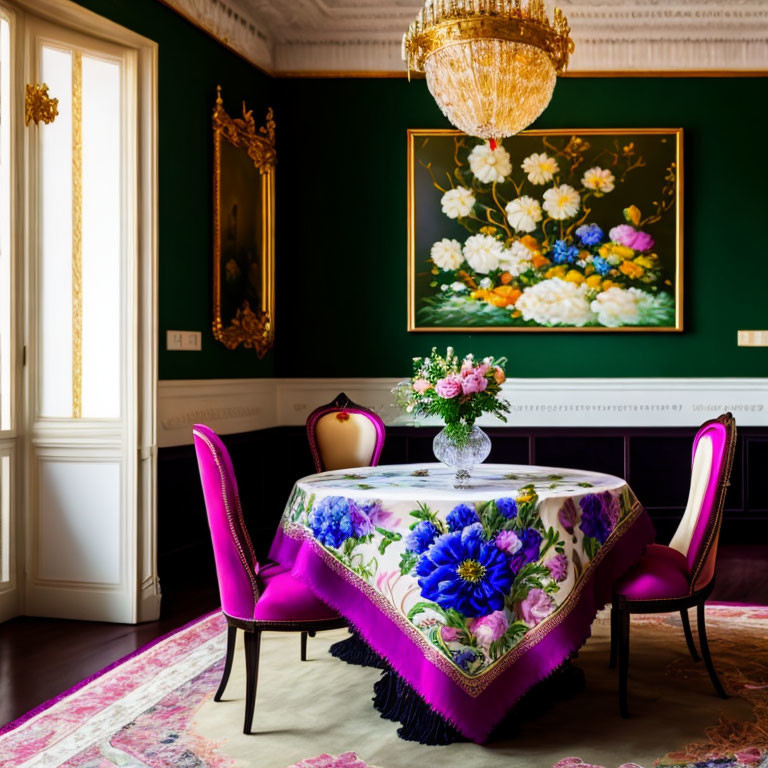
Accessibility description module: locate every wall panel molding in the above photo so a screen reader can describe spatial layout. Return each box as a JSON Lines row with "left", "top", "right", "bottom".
{"left": 158, "top": 377, "right": 768, "bottom": 446}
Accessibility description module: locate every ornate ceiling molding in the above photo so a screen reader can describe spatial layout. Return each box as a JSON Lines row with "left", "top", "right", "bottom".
{"left": 160, "top": 0, "right": 768, "bottom": 74}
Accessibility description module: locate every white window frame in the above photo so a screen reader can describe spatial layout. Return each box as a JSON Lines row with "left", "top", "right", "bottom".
{"left": 0, "top": 0, "right": 158, "bottom": 623}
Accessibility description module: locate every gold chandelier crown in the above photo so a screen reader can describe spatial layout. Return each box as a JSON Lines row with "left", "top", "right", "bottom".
{"left": 403, "top": 0, "right": 574, "bottom": 139}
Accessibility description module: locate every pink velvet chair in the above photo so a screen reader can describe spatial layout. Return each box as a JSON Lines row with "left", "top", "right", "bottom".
{"left": 306, "top": 392, "right": 386, "bottom": 473}
{"left": 193, "top": 424, "right": 345, "bottom": 734}
{"left": 610, "top": 413, "right": 737, "bottom": 717}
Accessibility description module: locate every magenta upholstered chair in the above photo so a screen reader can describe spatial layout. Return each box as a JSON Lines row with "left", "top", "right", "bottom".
{"left": 306, "top": 392, "right": 386, "bottom": 473}
{"left": 610, "top": 413, "right": 737, "bottom": 716}
{"left": 193, "top": 424, "right": 345, "bottom": 734}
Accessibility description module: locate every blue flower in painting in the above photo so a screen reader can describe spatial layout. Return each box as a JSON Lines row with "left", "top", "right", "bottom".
{"left": 553, "top": 239, "right": 579, "bottom": 265}
{"left": 446, "top": 503, "right": 480, "bottom": 532}
{"left": 509, "top": 528, "right": 542, "bottom": 574}
{"left": 454, "top": 649, "right": 478, "bottom": 671}
{"left": 495, "top": 497, "right": 518, "bottom": 519}
{"left": 308, "top": 496, "right": 354, "bottom": 549}
{"left": 406, "top": 520, "right": 439, "bottom": 554}
{"left": 416, "top": 526, "right": 514, "bottom": 618}
{"left": 579, "top": 493, "right": 615, "bottom": 544}
{"left": 575, "top": 223, "right": 604, "bottom": 246}
{"left": 591, "top": 256, "right": 611, "bottom": 276}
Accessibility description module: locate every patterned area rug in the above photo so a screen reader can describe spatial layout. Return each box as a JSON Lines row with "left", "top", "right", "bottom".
{"left": 2, "top": 605, "right": 767, "bottom": 768}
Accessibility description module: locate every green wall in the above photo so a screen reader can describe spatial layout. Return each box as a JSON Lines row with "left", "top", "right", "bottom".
{"left": 73, "top": 0, "right": 275, "bottom": 379}
{"left": 275, "top": 76, "right": 768, "bottom": 378}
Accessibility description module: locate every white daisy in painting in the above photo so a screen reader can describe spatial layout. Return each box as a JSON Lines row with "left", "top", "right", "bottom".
{"left": 463, "top": 234, "right": 504, "bottom": 274}
{"left": 591, "top": 286, "right": 670, "bottom": 327}
{"left": 521, "top": 152, "right": 559, "bottom": 185}
{"left": 441, "top": 186, "right": 476, "bottom": 219}
{"left": 498, "top": 240, "right": 534, "bottom": 277}
{"left": 430, "top": 238, "right": 464, "bottom": 271}
{"left": 542, "top": 184, "right": 581, "bottom": 220}
{"left": 468, "top": 142, "right": 512, "bottom": 184}
{"left": 505, "top": 195, "right": 543, "bottom": 233}
{"left": 581, "top": 166, "right": 615, "bottom": 194}
{"left": 516, "top": 278, "right": 595, "bottom": 327}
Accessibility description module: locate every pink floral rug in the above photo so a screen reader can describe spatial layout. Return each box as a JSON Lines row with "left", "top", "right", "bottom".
{"left": 1, "top": 605, "right": 767, "bottom": 768}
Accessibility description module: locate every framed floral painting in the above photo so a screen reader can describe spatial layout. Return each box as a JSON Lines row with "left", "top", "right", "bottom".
{"left": 407, "top": 128, "right": 683, "bottom": 332}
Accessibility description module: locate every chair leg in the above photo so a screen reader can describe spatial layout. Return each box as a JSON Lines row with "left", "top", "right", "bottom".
{"left": 243, "top": 630, "right": 262, "bottom": 734}
{"left": 300, "top": 631, "right": 308, "bottom": 661}
{"left": 618, "top": 608, "right": 630, "bottom": 718}
{"left": 680, "top": 608, "right": 701, "bottom": 662}
{"left": 697, "top": 602, "right": 728, "bottom": 699}
{"left": 214, "top": 625, "right": 237, "bottom": 702}
{"left": 608, "top": 607, "right": 618, "bottom": 669}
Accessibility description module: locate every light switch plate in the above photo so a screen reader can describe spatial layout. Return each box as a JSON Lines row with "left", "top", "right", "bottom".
{"left": 738, "top": 330, "right": 768, "bottom": 347}
{"left": 167, "top": 330, "right": 201, "bottom": 351}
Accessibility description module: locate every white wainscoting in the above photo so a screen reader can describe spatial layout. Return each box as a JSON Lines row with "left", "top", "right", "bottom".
{"left": 158, "top": 378, "right": 768, "bottom": 447}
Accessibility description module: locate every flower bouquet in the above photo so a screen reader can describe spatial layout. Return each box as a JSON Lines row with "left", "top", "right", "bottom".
{"left": 394, "top": 347, "right": 510, "bottom": 486}
{"left": 416, "top": 133, "right": 678, "bottom": 329}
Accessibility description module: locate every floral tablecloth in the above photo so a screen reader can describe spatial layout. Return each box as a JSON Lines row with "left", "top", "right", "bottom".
{"left": 269, "top": 463, "right": 654, "bottom": 742}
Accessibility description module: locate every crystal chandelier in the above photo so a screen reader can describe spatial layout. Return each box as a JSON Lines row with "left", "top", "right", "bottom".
{"left": 403, "top": 0, "right": 574, "bottom": 140}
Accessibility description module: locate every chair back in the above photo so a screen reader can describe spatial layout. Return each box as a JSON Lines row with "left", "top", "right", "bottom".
{"left": 193, "top": 424, "right": 261, "bottom": 620}
{"left": 669, "top": 413, "right": 737, "bottom": 592}
{"left": 306, "top": 392, "right": 386, "bottom": 473}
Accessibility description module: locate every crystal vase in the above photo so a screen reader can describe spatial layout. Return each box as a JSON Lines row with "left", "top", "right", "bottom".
{"left": 432, "top": 425, "right": 492, "bottom": 489}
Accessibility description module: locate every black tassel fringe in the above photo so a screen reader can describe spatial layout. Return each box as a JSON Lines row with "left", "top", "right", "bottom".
{"left": 329, "top": 630, "right": 387, "bottom": 669}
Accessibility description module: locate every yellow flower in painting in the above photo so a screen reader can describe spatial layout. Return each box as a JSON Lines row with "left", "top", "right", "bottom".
{"left": 634, "top": 255, "right": 657, "bottom": 269}
{"left": 599, "top": 243, "right": 635, "bottom": 264}
{"left": 470, "top": 289, "right": 492, "bottom": 301}
{"left": 532, "top": 253, "right": 550, "bottom": 269}
{"left": 602, "top": 280, "right": 617, "bottom": 290}
{"left": 620, "top": 260, "right": 645, "bottom": 279}
{"left": 584, "top": 265, "right": 596, "bottom": 276}
{"left": 565, "top": 270, "right": 585, "bottom": 285}
{"left": 624, "top": 205, "right": 641, "bottom": 226}
{"left": 491, "top": 285, "right": 522, "bottom": 306}
{"left": 520, "top": 235, "right": 539, "bottom": 251}
{"left": 586, "top": 274, "right": 603, "bottom": 289}
{"left": 545, "top": 265, "right": 567, "bottom": 279}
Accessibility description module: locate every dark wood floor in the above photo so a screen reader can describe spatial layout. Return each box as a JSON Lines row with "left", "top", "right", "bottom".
{"left": 1, "top": 546, "right": 767, "bottom": 731}
{"left": 0, "top": 580, "right": 219, "bottom": 729}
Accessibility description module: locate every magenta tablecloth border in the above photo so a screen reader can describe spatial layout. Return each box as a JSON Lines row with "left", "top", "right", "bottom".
{"left": 0, "top": 609, "right": 221, "bottom": 737}
{"left": 270, "top": 510, "right": 655, "bottom": 743}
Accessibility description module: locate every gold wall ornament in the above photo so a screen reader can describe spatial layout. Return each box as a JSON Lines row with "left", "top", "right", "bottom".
{"left": 25, "top": 83, "right": 59, "bottom": 126}
{"left": 402, "top": 0, "right": 574, "bottom": 140}
{"left": 212, "top": 86, "right": 275, "bottom": 357}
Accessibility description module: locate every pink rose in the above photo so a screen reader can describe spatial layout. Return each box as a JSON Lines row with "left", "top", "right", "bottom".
{"left": 471, "top": 610, "right": 509, "bottom": 647}
{"left": 461, "top": 371, "right": 488, "bottom": 395}
{"left": 520, "top": 588, "right": 554, "bottom": 626}
{"left": 609, "top": 224, "right": 655, "bottom": 252}
{"left": 412, "top": 378, "right": 431, "bottom": 394}
{"left": 546, "top": 553, "right": 568, "bottom": 582}
{"left": 493, "top": 366, "right": 506, "bottom": 384}
{"left": 435, "top": 376, "right": 462, "bottom": 399}
{"left": 495, "top": 529, "right": 522, "bottom": 555}
{"left": 440, "top": 625, "right": 460, "bottom": 642}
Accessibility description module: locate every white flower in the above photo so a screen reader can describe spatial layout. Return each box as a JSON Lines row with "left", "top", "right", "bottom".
{"left": 591, "top": 286, "right": 670, "bottom": 327}
{"left": 542, "top": 184, "right": 581, "bottom": 220}
{"left": 430, "top": 238, "right": 463, "bottom": 271}
{"left": 468, "top": 142, "right": 512, "bottom": 184}
{"left": 441, "top": 186, "right": 475, "bottom": 219}
{"left": 479, "top": 277, "right": 493, "bottom": 289}
{"left": 505, "top": 196, "right": 542, "bottom": 233}
{"left": 521, "top": 152, "right": 559, "bottom": 185}
{"left": 463, "top": 234, "right": 504, "bottom": 274}
{"left": 516, "top": 278, "right": 595, "bottom": 327}
{"left": 581, "top": 166, "right": 615, "bottom": 194}
{"left": 450, "top": 282, "right": 467, "bottom": 293}
{"left": 498, "top": 240, "right": 534, "bottom": 277}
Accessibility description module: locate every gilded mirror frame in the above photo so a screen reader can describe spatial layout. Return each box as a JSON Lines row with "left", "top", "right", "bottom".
{"left": 212, "top": 85, "right": 276, "bottom": 357}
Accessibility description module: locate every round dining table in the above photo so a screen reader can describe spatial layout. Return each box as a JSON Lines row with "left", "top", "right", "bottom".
{"left": 268, "top": 463, "right": 654, "bottom": 744}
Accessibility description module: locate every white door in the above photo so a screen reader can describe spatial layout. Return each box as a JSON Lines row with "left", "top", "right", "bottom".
{"left": 0, "top": 0, "right": 158, "bottom": 624}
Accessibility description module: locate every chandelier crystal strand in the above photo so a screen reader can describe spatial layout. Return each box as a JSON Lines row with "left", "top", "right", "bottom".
{"left": 403, "top": 0, "right": 573, "bottom": 140}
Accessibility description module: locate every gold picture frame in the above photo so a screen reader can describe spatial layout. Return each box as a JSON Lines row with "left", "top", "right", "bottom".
{"left": 213, "top": 85, "right": 276, "bottom": 356}
{"left": 408, "top": 128, "right": 683, "bottom": 332}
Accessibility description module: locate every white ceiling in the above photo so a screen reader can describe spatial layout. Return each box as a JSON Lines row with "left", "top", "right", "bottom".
{"left": 162, "top": 0, "right": 768, "bottom": 73}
